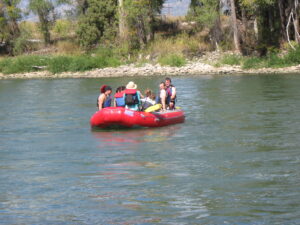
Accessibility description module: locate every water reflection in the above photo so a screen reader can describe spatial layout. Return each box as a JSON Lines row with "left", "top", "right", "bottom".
{"left": 92, "top": 126, "right": 181, "bottom": 148}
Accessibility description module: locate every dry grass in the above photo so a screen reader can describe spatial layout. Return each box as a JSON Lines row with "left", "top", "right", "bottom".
{"left": 55, "top": 41, "right": 82, "bottom": 55}
{"left": 144, "top": 33, "right": 211, "bottom": 58}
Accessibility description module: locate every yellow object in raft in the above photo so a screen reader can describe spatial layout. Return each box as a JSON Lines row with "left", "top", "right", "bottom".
{"left": 145, "top": 104, "right": 162, "bottom": 112}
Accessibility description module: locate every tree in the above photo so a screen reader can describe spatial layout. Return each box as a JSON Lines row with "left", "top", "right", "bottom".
{"left": 123, "top": 0, "right": 164, "bottom": 49}
{"left": 76, "top": 0, "right": 118, "bottom": 49}
{"left": 230, "top": 0, "right": 241, "bottom": 53}
{"left": 238, "top": 0, "right": 282, "bottom": 55}
{"left": 118, "top": 0, "right": 128, "bottom": 40}
{"left": 187, "top": 0, "right": 222, "bottom": 50}
{"left": 28, "top": 0, "right": 69, "bottom": 45}
{"left": 0, "top": 0, "right": 21, "bottom": 54}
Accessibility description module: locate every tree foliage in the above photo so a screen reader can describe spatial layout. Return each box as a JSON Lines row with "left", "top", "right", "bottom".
{"left": 76, "top": 0, "right": 118, "bottom": 49}
{"left": 187, "top": 0, "right": 219, "bottom": 29}
{"left": 123, "top": 0, "right": 164, "bottom": 49}
{"left": 28, "top": 0, "right": 70, "bottom": 45}
{"left": 0, "top": 0, "right": 21, "bottom": 54}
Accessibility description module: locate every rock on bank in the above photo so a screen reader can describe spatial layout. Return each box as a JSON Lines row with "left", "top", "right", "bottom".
{"left": 1, "top": 62, "right": 300, "bottom": 79}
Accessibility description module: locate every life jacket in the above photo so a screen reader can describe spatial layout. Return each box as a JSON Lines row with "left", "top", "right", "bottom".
{"left": 114, "top": 91, "right": 125, "bottom": 107}
{"left": 124, "top": 89, "right": 139, "bottom": 106}
{"left": 166, "top": 85, "right": 176, "bottom": 104}
{"left": 103, "top": 95, "right": 112, "bottom": 108}
{"left": 97, "top": 94, "right": 112, "bottom": 108}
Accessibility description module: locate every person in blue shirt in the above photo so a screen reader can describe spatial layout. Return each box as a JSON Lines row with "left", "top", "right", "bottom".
{"left": 114, "top": 86, "right": 126, "bottom": 107}
{"left": 97, "top": 85, "right": 112, "bottom": 110}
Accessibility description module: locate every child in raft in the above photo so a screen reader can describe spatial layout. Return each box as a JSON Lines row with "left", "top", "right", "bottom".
{"left": 141, "top": 89, "right": 156, "bottom": 111}
{"left": 114, "top": 86, "right": 126, "bottom": 107}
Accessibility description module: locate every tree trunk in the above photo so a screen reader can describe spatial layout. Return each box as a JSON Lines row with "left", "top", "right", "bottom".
{"left": 118, "top": 0, "right": 128, "bottom": 41}
{"left": 278, "top": 0, "right": 288, "bottom": 42}
{"left": 241, "top": 8, "right": 247, "bottom": 31}
{"left": 230, "top": 0, "right": 241, "bottom": 53}
{"left": 38, "top": 12, "right": 51, "bottom": 46}
{"left": 293, "top": 1, "right": 300, "bottom": 43}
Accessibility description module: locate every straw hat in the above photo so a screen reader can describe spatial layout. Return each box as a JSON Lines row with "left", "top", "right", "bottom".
{"left": 126, "top": 81, "right": 137, "bottom": 89}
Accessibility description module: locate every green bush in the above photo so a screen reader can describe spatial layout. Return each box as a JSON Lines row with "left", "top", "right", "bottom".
{"left": 47, "top": 55, "right": 121, "bottom": 73}
{"left": 158, "top": 54, "right": 186, "bottom": 67}
{"left": 0, "top": 58, "right": 10, "bottom": 73}
{"left": 265, "top": 53, "right": 286, "bottom": 68}
{"left": 68, "top": 56, "right": 96, "bottom": 72}
{"left": 221, "top": 54, "right": 242, "bottom": 65}
{"left": 242, "top": 57, "right": 263, "bottom": 69}
{"left": 47, "top": 56, "right": 73, "bottom": 74}
{"left": 0, "top": 55, "right": 47, "bottom": 74}
{"left": 283, "top": 46, "right": 300, "bottom": 65}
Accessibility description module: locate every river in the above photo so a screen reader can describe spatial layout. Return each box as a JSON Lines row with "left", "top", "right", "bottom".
{"left": 0, "top": 75, "right": 300, "bottom": 224}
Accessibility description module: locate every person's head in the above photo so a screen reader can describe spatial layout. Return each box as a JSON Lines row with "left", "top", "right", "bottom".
{"left": 126, "top": 81, "right": 137, "bottom": 89}
{"left": 165, "top": 77, "right": 171, "bottom": 87}
{"left": 104, "top": 86, "right": 112, "bottom": 95}
{"left": 150, "top": 93, "right": 156, "bottom": 100}
{"left": 145, "top": 89, "right": 152, "bottom": 97}
{"left": 116, "top": 86, "right": 126, "bottom": 93}
{"left": 160, "top": 82, "right": 166, "bottom": 90}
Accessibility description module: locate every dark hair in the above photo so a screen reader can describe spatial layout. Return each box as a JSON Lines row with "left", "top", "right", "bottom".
{"left": 104, "top": 86, "right": 112, "bottom": 92}
{"left": 165, "top": 77, "right": 171, "bottom": 82}
{"left": 145, "top": 89, "right": 152, "bottom": 97}
{"left": 116, "top": 86, "right": 126, "bottom": 93}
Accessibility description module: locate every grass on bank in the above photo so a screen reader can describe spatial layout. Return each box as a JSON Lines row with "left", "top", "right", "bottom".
{"left": 220, "top": 46, "right": 300, "bottom": 69}
{"left": 158, "top": 54, "right": 187, "bottom": 67}
{"left": 0, "top": 53, "right": 122, "bottom": 75}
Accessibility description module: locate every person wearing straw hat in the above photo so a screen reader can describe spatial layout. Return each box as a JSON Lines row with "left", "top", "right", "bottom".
{"left": 124, "top": 81, "right": 142, "bottom": 111}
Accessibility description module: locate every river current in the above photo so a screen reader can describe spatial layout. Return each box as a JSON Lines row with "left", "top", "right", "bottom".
{"left": 0, "top": 75, "right": 300, "bottom": 224}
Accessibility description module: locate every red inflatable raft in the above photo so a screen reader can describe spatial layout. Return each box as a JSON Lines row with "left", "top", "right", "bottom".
{"left": 90, "top": 107, "right": 185, "bottom": 128}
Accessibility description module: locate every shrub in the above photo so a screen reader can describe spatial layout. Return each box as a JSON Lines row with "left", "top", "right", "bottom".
{"left": 158, "top": 54, "right": 186, "bottom": 67}
{"left": 68, "top": 56, "right": 96, "bottom": 72}
{"left": 221, "top": 54, "right": 242, "bottom": 65}
{"left": 13, "top": 28, "right": 33, "bottom": 55}
{"left": 265, "top": 53, "right": 286, "bottom": 68}
{"left": 53, "top": 20, "right": 73, "bottom": 38}
{"left": 242, "top": 56, "right": 263, "bottom": 69}
{"left": 0, "top": 55, "right": 47, "bottom": 74}
{"left": 283, "top": 45, "right": 300, "bottom": 65}
{"left": 47, "top": 56, "right": 73, "bottom": 74}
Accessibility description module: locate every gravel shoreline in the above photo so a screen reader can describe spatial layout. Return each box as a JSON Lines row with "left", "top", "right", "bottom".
{"left": 1, "top": 61, "right": 300, "bottom": 79}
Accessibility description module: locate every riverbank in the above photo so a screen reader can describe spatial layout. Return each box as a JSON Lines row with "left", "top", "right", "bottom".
{"left": 1, "top": 60, "right": 300, "bottom": 79}
{"left": 1, "top": 50, "right": 300, "bottom": 79}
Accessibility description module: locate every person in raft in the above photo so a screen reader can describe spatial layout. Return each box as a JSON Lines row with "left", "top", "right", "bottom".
{"left": 114, "top": 86, "right": 126, "bottom": 107}
{"left": 141, "top": 89, "right": 156, "bottom": 111}
{"left": 165, "top": 77, "right": 176, "bottom": 110}
{"left": 124, "top": 81, "right": 142, "bottom": 111}
{"left": 97, "top": 85, "right": 112, "bottom": 110}
{"left": 156, "top": 82, "right": 167, "bottom": 111}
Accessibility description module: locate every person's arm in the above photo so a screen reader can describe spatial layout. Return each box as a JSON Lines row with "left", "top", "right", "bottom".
{"left": 171, "top": 87, "right": 176, "bottom": 100}
{"left": 138, "top": 90, "right": 144, "bottom": 99}
{"left": 113, "top": 98, "right": 116, "bottom": 107}
{"left": 98, "top": 94, "right": 105, "bottom": 110}
{"left": 160, "top": 90, "right": 166, "bottom": 110}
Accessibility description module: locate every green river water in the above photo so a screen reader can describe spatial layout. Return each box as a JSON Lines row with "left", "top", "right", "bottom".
{"left": 0, "top": 74, "right": 300, "bottom": 224}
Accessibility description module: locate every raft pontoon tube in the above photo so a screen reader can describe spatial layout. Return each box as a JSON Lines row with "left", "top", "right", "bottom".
{"left": 90, "top": 107, "right": 185, "bottom": 128}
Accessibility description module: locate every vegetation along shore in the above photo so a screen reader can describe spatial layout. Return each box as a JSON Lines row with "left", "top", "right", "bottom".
{"left": 1, "top": 0, "right": 300, "bottom": 79}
